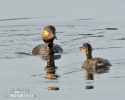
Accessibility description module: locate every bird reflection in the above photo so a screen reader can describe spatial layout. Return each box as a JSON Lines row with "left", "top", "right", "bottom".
{"left": 83, "top": 65, "right": 110, "bottom": 90}
{"left": 84, "top": 70, "right": 94, "bottom": 90}
{"left": 42, "top": 54, "right": 61, "bottom": 90}
{"left": 43, "top": 54, "right": 61, "bottom": 80}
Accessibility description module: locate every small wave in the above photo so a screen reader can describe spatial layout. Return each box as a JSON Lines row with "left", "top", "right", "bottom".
{"left": 16, "top": 52, "right": 32, "bottom": 56}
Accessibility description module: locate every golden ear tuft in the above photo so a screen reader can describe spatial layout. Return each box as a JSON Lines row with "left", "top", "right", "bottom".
{"left": 42, "top": 30, "right": 54, "bottom": 40}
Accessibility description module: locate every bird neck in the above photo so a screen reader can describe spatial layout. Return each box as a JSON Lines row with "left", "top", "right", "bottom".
{"left": 86, "top": 53, "right": 92, "bottom": 60}
{"left": 45, "top": 42, "right": 54, "bottom": 54}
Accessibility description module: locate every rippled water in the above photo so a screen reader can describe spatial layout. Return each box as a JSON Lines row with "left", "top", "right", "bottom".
{"left": 0, "top": 0, "right": 125, "bottom": 100}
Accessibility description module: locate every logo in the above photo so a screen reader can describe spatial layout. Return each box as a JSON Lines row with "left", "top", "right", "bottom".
{"left": 4, "top": 87, "right": 37, "bottom": 98}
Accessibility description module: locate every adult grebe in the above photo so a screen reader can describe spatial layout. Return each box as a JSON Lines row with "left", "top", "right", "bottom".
{"left": 32, "top": 25, "right": 63, "bottom": 55}
{"left": 82, "top": 43, "right": 111, "bottom": 68}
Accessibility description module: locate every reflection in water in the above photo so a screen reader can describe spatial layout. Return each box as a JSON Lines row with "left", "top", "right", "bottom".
{"left": 43, "top": 54, "right": 61, "bottom": 90}
{"left": 41, "top": 54, "right": 61, "bottom": 61}
{"left": 85, "top": 86, "right": 94, "bottom": 90}
{"left": 85, "top": 72, "right": 94, "bottom": 80}
{"left": 47, "top": 86, "right": 59, "bottom": 90}
{"left": 84, "top": 70, "right": 94, "bottom": 90}
{"left": 83, "top": 66, "right": 110, "bottom": 90}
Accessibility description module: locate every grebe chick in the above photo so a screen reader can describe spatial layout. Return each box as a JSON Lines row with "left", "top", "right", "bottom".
{"left": 82, "top": 43, "right": 111, "bottom": 68}
{"left": 32, "top": 25, "right": 63, "bottom": 55}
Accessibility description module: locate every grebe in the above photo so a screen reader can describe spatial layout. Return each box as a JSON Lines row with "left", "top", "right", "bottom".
{"left": 32, "top": 25, "right": 63, "bottom": 55}
{"left": 82, "top": 43, "right": 111, "bottom": 68}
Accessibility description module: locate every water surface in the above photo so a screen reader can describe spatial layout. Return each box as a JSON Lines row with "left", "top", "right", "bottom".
{"left": 0, "top": 0, "right": 125, "bottom": 100}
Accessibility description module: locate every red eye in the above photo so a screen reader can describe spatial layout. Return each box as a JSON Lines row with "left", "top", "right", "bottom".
{"left": 47, "top": 31, "right": 51, "bottom": 36}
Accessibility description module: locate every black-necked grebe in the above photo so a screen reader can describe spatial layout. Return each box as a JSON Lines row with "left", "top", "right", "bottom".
{"left": 32, "top": 25, "right": 63, "bottom": 55}
{"left": 82, "top": 43, "right": 111, "bottom": 68}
